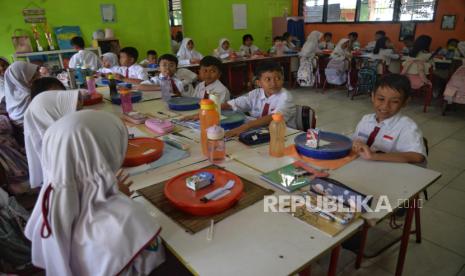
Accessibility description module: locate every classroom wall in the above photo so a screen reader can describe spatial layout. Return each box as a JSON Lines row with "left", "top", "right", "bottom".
{"left": 292, "top": 0, "right": 465, "bottom": 51}
{"left": 181, "top": 0, "right": 291, "bottom": 55}
{"left": 0, "top": 0, "right": 172, "bottom": 62}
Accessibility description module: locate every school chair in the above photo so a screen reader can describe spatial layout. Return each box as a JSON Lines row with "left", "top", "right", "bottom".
{"left": 315, "top": 55, "right": 330, "bottom": 89}
{"left": 401, "top": 61, "right": 434, "bottom": 112}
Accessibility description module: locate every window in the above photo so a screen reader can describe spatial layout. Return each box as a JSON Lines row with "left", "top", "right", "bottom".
{"left": 399, "top": 0, "right": 436, "bottom": 21}
{"left": 359, "top": 0, "right": 395, "bottom": 22}
{"left": 169, "top": 0, "right": 183, "bottom": 27}
{"left": 326, "top": 0, "right": 357, "bottom": 22}
{"left": 301, "top": 0, "right": 437, "bottom": 23}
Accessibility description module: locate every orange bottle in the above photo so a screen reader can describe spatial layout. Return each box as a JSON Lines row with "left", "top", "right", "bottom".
{"left": 269, "top": 113, "right": 286, "bottom": 157}
{"left": 199, "top": 99, "right": 220, "bottom": 156}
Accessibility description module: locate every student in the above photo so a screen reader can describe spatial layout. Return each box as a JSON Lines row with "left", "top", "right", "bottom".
{"left": 352, "top": 74, "right": 426, "bottom": 164}
{"left": 223, "top": 62, "right": 296, "bottom": 137}
{"left": 401, "top": 35, "right": 414, "bottom": 55}
{"left": 239, "top": 34, "right": 261, "bottom": 57}
{"left": 439, "top": 38, "right": 461, "bottom": 59}
{"left": 177, "top": 38, "right": 203, "bottom": 66}
{"left": 97, "top": 52, "right": 119, "bottom": 74}
{"left": 137, "top": 54, "right": 185, "bottom": 96}
{"left": 348, "top": 32, "right": 361, "bottom": 51}
{"left": 366, "top": 30, "right": 386, "bottom": 52}
{"left": 401, "top": 35, "right": 433, "bottom": 89}
{"left": 175, "top": 68, "right": 198, "bottom": 95}
{"left": 297, "top": 31, "right": 322, "bottom": 87}
{"left": 0, "top": 57, "right": 10, "bottom": 112}
{"left": 139, "top": 50, "right": 158, "bottom": 67}
{"left": 319, "top": 32, "right": 335, "bottom": 50}
{"left": 189, "top": 56, "right": 230, "bottom": 102}
{"left": 30, "top": 77, "right": 66, "bottom": 99}
{"left": 270, "top": 36, "right": 290, "bottom": 55}
{"left": 114, "top": 47, "right": 148, "bottom": 84}
{"left": 283, "top": 32, "right": 298, "bottom": 50}
{"left": 325, "top": 38, "right": 351, "bottom": 85}
{"left": 24, "top": 90, "right": 81, "bottom": 189}
{"left": 24, "top": 110, "right": 165, "bottom": 275}
{"left": 213, "top": 38, "right": 233, "bottom": 60}
{"left": 68, "top": 36, "right": 100, "bottom": 70}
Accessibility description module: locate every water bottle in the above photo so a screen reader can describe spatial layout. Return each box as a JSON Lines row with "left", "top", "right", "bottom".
{"left": 75, "top": 64, "right": 84, "bottom": 87}
{"left": 269, "top": 113, "right": 286, "bottom": 157}
{"left": 207, "top": 125, "right": 225, "bottom": 164}
{"left": 86, "top": 76, "right": 96, "bottom": 95}
{"left": 108, "top": 74, "right": 118, "bottom": 97}
{"left": 119, "top": 87, "right": 133, "bottom": 113}
{"left": 159, "top": 75, "right": 172, "bottom": 102}
{"left": 200, "top": 99, "right": 220, "bottom": 156}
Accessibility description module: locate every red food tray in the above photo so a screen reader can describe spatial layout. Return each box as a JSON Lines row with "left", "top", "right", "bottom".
{"left": 83, "top": 92, "right": 103, "bottom": 106}
{"left": 164, "top": 168, "right": 244, "bottom": 216}
{"left": 123, "top": 138, "right": 164, "bottom": 167}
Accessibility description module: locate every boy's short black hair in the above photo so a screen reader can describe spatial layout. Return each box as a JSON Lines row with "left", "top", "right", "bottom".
{"left": 282, "top": 32, "right": 290, "bottom": 39}
{"left": 120, "top": 47, "right": 139, "bottom": 61}
{"left": 31, "top": 77, "right": 66, "bottom": 99}
{"left": 200, "top": 56, "right": 222, "bottom": 71}
{"left": 447, "top": 38, "right": 459, "bottom": 46}
{"left": 158, "top": 54, "right": 178, "bottom": 66}
{"left": 374, "top": 74, "right": 411, "bottom": 100}
{"left": 243, "top": 34, "right": 254, "bottom": 42}
{"left": 147, "top": 50, "right": 157, "bottom": 56}
{"left": 255, "top": 62, "right": 283, "bottom": 78}
{"left": 273, "top": 36, "right": 283, "bottom": 42}
{"left": 375, "top": 30, "right": 386, "bottom": 37}
{"left": 324, "top": 32, "right": 332, "bottom": 37}
{"left": 70, "top": 36, "right": 85, "bottom": 48}
{"left": 348, "top": 32, "right": 358, "bottom": 38}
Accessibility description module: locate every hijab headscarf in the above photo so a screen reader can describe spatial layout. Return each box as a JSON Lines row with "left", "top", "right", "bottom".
{"left": 24, "top": 110, "right": 161, "bottom": 275}
{"left": 102, "top": 52, "right": 119, "bottom": 68}
{"left": 24, "top": 90, "right": 80, "bottom": 188}
{"left": 299, "top": 31, "right": 322, "bottom": 58}
{"left": 4, "top": 61, "right": 39, "bottom": 122}
{"left": 330, "top": 38, "right": 350, "bottom": 61}
{"left": 176, "top": 38, "right": 203, "bottom": 60}
{"left": 216, "top": 38, "right": 232, "bottom": 55}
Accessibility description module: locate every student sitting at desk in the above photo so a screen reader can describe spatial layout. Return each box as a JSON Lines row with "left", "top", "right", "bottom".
{"left": 189, "top": 56, "right": 230, "bottom": 102}
{"left": 438, "top": 38, "right": 462, "bottom": 59}
{"left": 177, "top": 38, "right": 204, "bottom": 66}
{"left": 239, "top": 34, "right": 261, "bottom": 57}
{"left": 325, "top": 38, "right": 351, "bottom": 85}
{"left": 283, "top": 32, "right": 298, "bottom": 51}
{"left": 348, "top": 32, "right": 361, "bottom": 51}
{"left": 213, "top": 38, "right": 234, "bottom": 60}
{"left": 401, "top": 35, "right": 433, "bottom": 90}
{"left": 371, "top": 37, "right": 399, "bottom": 73}
{"left": 365, "top": 30, "right": 386, "bottom": 52}
{"left": 352, "top": 74, "right": 426, "bottom": 164}
{"left": 139, "top": 50, "right": 158, "bottom": 67}
{"left": 297, "top": 31, "right": 322, "bottom": 87}
{"left": 137, "top": 54, "right": 186, "bottom": 96}
{"left": 114, "top": 47, "right": 148, "bottom": 84}
{"left": 269, "top": 36, "right": 290, "bottom": 55}
{"left": 401, "top": 35, "right": 414, "bottom": 55}
{"left": 68, "top": 36, "right": 100, "bottom": 71}
{"left": 97, "top": 52, "right": 119, "bottom": 75}
{"left": 318, "top": 32, "right": 335, "bottom": 50}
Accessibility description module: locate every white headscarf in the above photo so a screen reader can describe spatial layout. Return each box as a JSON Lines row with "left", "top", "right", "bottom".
{"left": 102, "top": 52, "right": 119, "bottom": 68}
{"left": 24, "top": 110, "right": 161, "bottom": 276}
{"left": 215, "top": 38, "right": 232, "bottom": 56}
{"left": 24, "top": 90, "right": 80, "bottom": 188}
{"left": 4, "top": 61, "right": 39, "bottom": 122}
{"left": 330, "top": 38, "right": 350, "bottom": 61}
{"left": 299, "top": 31, "right": 322, "bottom": 58}
{"left": 177, "top": 37, "right": 203, "bottom": 60}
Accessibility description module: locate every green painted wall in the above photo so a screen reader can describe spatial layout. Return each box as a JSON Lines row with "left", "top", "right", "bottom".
{"left": 182, "top": 0, "right": 291, "bottom": 55}
{"left": 0, "top": 0, "right": 171, "bottom": 62}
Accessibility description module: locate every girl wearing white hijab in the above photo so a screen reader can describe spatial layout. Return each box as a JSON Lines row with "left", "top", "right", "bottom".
{"left": 98, "top": 52, "right": 119, "bottom": 74}
{"left": 25, "top": 110, "right": 165, "bottom": 275}
{"left": 4, "top": 61, "right": 40, "bottom": 124}
{"left": 213, "top": 38, "right": 233, "bottom": 59}
{"left": 24, "top": 90, "right": 81, "bottom": 189}
{"left": 0, "top": 56, "right": 10, "bottom": 107}
{"left": 325, "top": 38, "right": 351, "bottom": 85}
{"left": 177, "top": 37, "right": 204, "bottom": 66}
{"left": 297, "top": 31, "right": 322, "bottom": 87}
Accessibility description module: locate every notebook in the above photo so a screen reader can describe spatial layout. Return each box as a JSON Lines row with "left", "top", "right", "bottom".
{"left": 260, "top": 162, "right": 314, "bottom": 192}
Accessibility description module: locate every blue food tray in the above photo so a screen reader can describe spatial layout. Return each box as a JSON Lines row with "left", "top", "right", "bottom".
{"left": 111, "top": 91, "right": 143, "bottom": 105}
{"left": 294, "top": 131, "right": 352, "bottom": 160}
{"left": 96, "top": 78, "right": 123, "bottom": 87}
{"left": 220, "top": 110, "right": 246, "bottom": 130}
{"left": 167, "top": 97, "right": 200, "bottom": 111}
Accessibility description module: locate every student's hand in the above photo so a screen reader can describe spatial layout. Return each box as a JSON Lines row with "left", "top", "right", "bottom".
{"left": 352, "top": 140, "right": 365, "bottom": 153}
{"left": 225, "top": 125, "right": 247, "bottom": 138}
{"left": 355, "top": 143, "right": 375, "bottom": 160}
{"left": 180, "top": 114, "right": 199, "bottom": 121}
{"left": 172, "top": 90, "right": 182, "bottom": 97}
{"left": 116, "top": 169, "right": 133, "bottom": 196}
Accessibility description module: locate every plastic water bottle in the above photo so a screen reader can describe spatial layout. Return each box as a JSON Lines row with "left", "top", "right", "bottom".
{"left": 159, "top": 75, "right": 171, "bottom": 102}
{"left": 75, "top": 64, "right": 84, "bottom": 86}
{"left": 108, "top": 74, "right": 118, "bottom": 97}
{"left": 269, "top": 113, "right": 286, "bottom": 157}
{"left": 119, "top": 87, "right": 133, "bottom": 114}
{"left": 86, "top": 76, "right": 96, "bottom": 95}
{"left": 207, "top": 125, "right": 225, "bottom": 164}
{"left": 199, "top": 99, "right": 220, "bottom": 156}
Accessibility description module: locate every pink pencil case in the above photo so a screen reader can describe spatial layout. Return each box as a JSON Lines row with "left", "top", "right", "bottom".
{"left": 145, "top": 119, "right": 174, "bottom": 134}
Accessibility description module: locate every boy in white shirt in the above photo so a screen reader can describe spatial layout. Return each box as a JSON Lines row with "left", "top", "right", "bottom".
{"left": 139, "top": 50, "right": 158, "bottom": 67}
{"left": 318, "top": 32, "right": 335, "bottom": 50}
{"left": 239, "top": 34, "right": 261, "bottom": 57}
{"left": 137, "top": 54, "right": 185, "bottom": 97}
{"left": 114, "top": 47, "right": 148, "bottom": 84}
{"left": 223, "top": 62, "right": 296, "bottom": 137}
{"left": 68, "top": 36, "right": 100, "bottom": 71}
{"left": 365, "top": 30, "right": 386, "bottom": 52}
{"left": 190, "top": 56, "right": 229, "bottom": 102}
{"left": 352, "top": 74, "right": 426, "bottom": 164}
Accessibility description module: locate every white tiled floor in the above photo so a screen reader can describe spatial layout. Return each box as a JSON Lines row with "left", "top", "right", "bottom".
{"left": 289, "top": 86, "right": 465, "bottom": 276}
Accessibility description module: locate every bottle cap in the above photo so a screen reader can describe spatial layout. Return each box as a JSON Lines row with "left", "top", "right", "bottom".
{"left": 207, "top": 125, "right": 224, "bottom": 140}
{"left": 118, "top": 87, "right": 130, "bottom": 95}
{"left": 272, "top": 113, "right": 284, "bottom": 121}
{"left": 86, "top": 76, "right": 93, "bottom": 80}
{"left": 200, "top": 99, "right": 215, "bottom": 110}
{"left": 108, "top": 74, "right": 114, "bottom": 79}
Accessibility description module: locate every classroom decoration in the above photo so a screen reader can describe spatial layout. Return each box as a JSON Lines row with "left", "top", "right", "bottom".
{"left": 31, "top": 24, "right": 43, "bottom": 51}
{"left": 53, "top": 26, "right": 82, "bottom": 49}
{"left": 399, "top": 22, "right": 416, "bottom": 41}
{"left": 232, "top": 4, "right": 247, "bottom": 29}
{"left": 101, "top": 4, "right": 116, "bottom": 23}
{"left": 22, "top": 5, "right": 46, "bottom": 23}
{"left": 441, "top": 15, "right": 456, "bottom": 30}
{"left": 11, "top": 29, "right": 33, "bottom": 53}
{"left": 43, "top": 22, "right": 55, "bottom": 50}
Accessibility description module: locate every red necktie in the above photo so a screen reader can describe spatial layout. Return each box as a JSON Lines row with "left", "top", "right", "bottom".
{"left": 125, "top": 68, "right": 129, "bottom": 78}
{"left": 261, "top": 103, "right": 270, "bottom": 117}
{"left": 366, "top": 126, "right": 380, "bottom": 147}
{"left": 170, "top": 78, "right": 180, "bottom": 94}
{"left": 203, "top": 90, "right": 209, "bottom": 99}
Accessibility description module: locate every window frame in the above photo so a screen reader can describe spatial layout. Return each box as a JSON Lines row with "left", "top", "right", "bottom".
{"left": 168, "top": 0, "right": 183, "bottom": 27}
{"left": 299, "top": 0, "right": 439, "bottom": 24}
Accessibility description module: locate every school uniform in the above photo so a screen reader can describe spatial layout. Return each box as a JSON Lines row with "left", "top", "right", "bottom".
{"left": 114, "top": 64, "right": 148, "bottom": 80}
{"left": 191, "top": 80, "right": 230, "bottom": 103}
{"left": 177, "top": 38, "right": 204, "bottom": 66}
{"left": 318, "top": 41, "right": 335, "bottom": 50}
{"left": 141, "top": 73, "right": 186, "bottom": 96}
{"left": 365, "top": 41, "right": 376, "bottom": 52}
{"left": 227, "top": 87, "right": 296, "bottom": 126}
{"left": 239, "top": 45, "right": 260, "bottom": 56}
{"left": 214, "top": 38, "right": 233, "bottom": 59}
{"left": 68, "top": 49, "right": 100, "bottom": 71}
{"left": 352, "top": 112, "right": 426, "bottom": 157}
{"left": 97, "top": 66, "right": 119, "bottom": 74}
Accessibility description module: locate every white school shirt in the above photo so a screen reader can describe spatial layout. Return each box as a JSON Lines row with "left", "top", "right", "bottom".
{"left": 115, "top": 64, "right": 148, "bottom": 80}
{"left": 68, "top": 50, "right": 100, "bottom": 70}
{"left": 365, "top": 41, "right": 376, "bottom": 51}
{"left": 191, "top": 80, "right": 230, "bottom": 103}
{"left": 318, "top": 41, "right": 335, "bottom": 50}
{"left": 97, "top": 66, "right": 119, "bottom": 74}
{"left": 141, "top": 73, "right": 186, "bottom": 96}
{"left": 352, "top": 113, "right": 426, "bottom": 157}
{"left": 227, "top": 88, "right": 296, "bottom": 125}
{"left": 239, "top": 45, "right": 260, "bottom": 56}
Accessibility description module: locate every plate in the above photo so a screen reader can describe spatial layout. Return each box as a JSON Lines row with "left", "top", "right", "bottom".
{"left": 220, "top": 110, "right": 246, "bottom": 130}
{"left": 123, "top": 137, "right": 164, "bottom": 167}
{"left": 294, "top": 131, "right": 352, "bottom": 160}
{"left": 82, "top": 92, "right": 103, "bottom": 106}
{"left": 167, "top": 97, "right": 200, "bottom": 111}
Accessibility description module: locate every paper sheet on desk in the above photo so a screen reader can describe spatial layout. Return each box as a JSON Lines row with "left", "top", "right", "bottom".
{"left": 127, "top": 126, "right": 149, "bottom": 138}
{"left": 125, "top": 143, "right": 189, "bottom": 176}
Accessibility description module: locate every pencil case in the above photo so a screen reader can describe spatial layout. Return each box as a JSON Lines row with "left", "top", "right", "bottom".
{"left": 145, "top": 119, "right": 174, "bottom": 134}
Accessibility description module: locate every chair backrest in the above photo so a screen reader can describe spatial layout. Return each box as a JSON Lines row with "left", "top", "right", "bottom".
{"left": 357, "top": 67, "right": 377, "bottom": 93}
{"left": 295, "top": 105, "right": 316, "bottom": 131}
